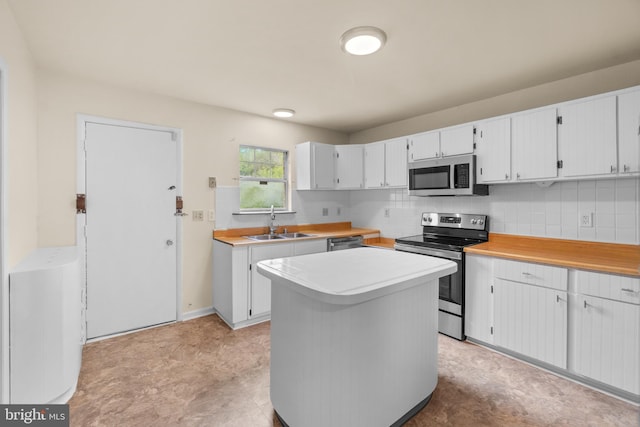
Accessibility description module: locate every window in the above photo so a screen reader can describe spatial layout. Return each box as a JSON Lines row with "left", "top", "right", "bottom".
{"left": 239, "top": 145, "right": 288, "bottom": 210}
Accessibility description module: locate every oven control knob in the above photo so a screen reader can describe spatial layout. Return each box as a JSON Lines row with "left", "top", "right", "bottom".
{"left": 470, "top": 218, "right": 477, "bottom": 224}
{"left": 426, "top": 216, "right": 432, "bottom": 223}
{"left": 478, "top": 219, "right": 484, "bottom": 225}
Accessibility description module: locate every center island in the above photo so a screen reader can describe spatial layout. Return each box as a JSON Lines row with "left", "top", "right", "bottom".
{"left": 257, "top": 247, "right": 457, "bottom": 427}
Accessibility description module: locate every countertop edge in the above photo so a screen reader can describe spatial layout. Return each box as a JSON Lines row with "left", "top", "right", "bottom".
{"left": 465, "top": 234, "right": 640, "bottom": 277}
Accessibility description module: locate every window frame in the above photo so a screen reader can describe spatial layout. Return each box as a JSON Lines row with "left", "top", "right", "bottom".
{"left": 238, "top": 145, "right": 289, "bottom": 212}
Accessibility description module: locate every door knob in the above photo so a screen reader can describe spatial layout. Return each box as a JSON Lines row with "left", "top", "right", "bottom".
{"left": 166, "top": 240, "right": 174, "bottom": 246}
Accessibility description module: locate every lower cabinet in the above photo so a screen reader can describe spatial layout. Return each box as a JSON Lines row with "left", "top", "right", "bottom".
{"left": 213, "top": 238, "right": 327, "bottom": 329}
{"left": 573, "top": 271, "right": 640, "bottom": 395}
{"left": 465, "top": 255, "right": 639, "bottom": 399}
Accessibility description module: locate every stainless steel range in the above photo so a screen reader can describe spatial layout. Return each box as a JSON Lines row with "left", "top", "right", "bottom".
{"left": 394, "top": 212, "right": 489, "bottom": 340}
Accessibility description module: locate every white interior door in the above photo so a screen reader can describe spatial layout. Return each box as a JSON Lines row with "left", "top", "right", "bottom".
{"left": 85, "top": 122, "right": 177, "bottom": 339}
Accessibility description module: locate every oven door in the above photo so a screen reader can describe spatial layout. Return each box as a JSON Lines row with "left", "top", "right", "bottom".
{"left": 438, "top": 257, "right": 463, "bottom": 314}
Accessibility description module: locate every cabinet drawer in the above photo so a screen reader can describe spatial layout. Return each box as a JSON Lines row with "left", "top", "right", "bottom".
{"left": 576, "top": 270, "right": 640, "bottom": 305}
{"left": 494, "top": 259, "right": 567, "bottom": 291}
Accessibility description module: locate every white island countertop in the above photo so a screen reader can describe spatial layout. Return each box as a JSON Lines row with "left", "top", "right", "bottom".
{"left": 257, "top": 247, "right": 457, "bottom": 305}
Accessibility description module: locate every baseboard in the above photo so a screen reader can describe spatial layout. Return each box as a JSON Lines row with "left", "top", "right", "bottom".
{"left": 182, "top": 306, "right": 215, "bottom": 321}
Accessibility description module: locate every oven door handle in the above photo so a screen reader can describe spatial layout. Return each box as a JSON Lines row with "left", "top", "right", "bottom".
{"left": 394, "top": 243, "right": 462, "bottom": 260}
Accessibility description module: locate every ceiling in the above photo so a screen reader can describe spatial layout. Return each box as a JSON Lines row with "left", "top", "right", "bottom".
{"left": 8, "top": 0, "right": 640, "bottom": 133}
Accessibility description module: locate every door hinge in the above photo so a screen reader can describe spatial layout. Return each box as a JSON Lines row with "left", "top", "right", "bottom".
{"left": 557, "top": 160, "right": 563, "bottom": 169}
{"left": 249, "top": 309, "right": 252, "bottom": 316}
{"left": 336, "top": 152, "right": 340, "bottom": 159}
{"left": 557, "top": 116, "right": 563, "bottom": 125}
{"left": 337, "top": 178, "right": 340, "bottom": 184}
{"left": 490, "top": 285, "right": 493, "bottom": 294}
{"left": 249, "top": 264, "right": 252, "bottom": 271}
{"left": 76, "top": 194, "right": 86, "bottom": 213}
{"left": 473, "top": 127, "right": 477, "bottom": 135}
{"left": 473, "top": 142, "right": 477, "bottom": 149}
{"left": 490, "top": 326, "right": 494, "bottom": 335}
{"left": 171, "top": 131, "right": 177, "bottom": 142}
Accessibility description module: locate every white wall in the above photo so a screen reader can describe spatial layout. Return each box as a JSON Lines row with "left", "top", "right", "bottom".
{"left": 350, "top": 177, "right": 640, "bottom": 245}
{"left": 0, "top": 0, "right": 39, "bottom": 403}
{"left": 35, "top": 70, "right": 348, "bottom": 314}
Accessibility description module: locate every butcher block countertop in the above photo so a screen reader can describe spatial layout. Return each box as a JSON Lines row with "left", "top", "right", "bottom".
{"left": 465, "top": 233, "right": 640, "bottom": 277}
{"left": 213, "top": 222, "right": 379, "bottom": 246}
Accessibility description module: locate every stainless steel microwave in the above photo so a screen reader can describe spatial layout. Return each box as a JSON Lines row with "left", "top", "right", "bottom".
{"left": 408, "top": 154, "right": 489, "bottom": 196}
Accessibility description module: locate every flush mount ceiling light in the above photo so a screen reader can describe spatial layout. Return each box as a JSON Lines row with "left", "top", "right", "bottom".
{"left": 340, "top": 26, "right": 387, "bottom": 56}
{"left": 272, "top": 108, "right": 295, "bottom": 118}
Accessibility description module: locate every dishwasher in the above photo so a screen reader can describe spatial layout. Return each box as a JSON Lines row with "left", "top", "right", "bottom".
{"left": 327, "top": 235, "right": 363, "bottom": 251}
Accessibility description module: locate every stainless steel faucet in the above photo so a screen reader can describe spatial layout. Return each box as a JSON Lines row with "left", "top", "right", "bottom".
{"left": 269, "top": 205, "right": 277, "bottom": 235}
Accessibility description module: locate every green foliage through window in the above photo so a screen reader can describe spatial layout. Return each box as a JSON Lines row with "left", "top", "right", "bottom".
{"left": 239, "top": 146, "right": 288, "bottom": 210}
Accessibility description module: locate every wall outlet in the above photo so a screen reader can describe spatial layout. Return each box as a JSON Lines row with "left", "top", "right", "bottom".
{"left": 208, "top": 209, "right": 215, "bottom": 222}
{"left": 208, "top": 177, "right": 217, "bottom": 188}
{"left": 384, "top": 208, "right": 390, "bottom": 218}
{"left": 193, "top": 210, "right": 204, "bottom": 221}
{"left": 580, "top": 212, "right": 593, "bottom": 227}
{"left": 322, "top": 207, "right": 329, "bottom": 217}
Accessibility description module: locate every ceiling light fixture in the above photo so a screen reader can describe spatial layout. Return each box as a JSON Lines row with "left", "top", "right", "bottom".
{"left": 272, "top": 108, "right": 295, "bottom": 118}
{"left": 340, "top": 26, "right": 387, "bottom": 56}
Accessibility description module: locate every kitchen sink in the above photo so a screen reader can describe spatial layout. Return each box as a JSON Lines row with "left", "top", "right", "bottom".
{"left": 245, "top": 232, "right": 315, "bottom": 241}
{"left": 246, "top": 234, "right": 285, "bottom": 241}
{"left": 278, "top": 232, "right": 315, "bottom": 239}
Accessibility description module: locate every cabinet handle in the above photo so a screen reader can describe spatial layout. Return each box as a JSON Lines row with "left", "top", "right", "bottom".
{"left": 516, "top": 173, "right": 520, "bottom": 180}
{"left": 623, "top": 165, "right": 630, "bottom": 172}
{"left": 505, "top": 173, "right": 509, "bottom": 179}
{"left": 521, "top": 272, "right": 531, "bottom": 276}
{"left": 556, "top": 295, "right": 565, "bottom": 303}
{"left": 621, "top": 288, "right": 638, "bottom": 294}
{"left": 583, "top": 300, "right": 589, "bottom": 308}
{"left": 436, "top": 152, "right": 439, "bottom": 158}
{"left": 610, "top": 165, "right": 616, "bottom": 173}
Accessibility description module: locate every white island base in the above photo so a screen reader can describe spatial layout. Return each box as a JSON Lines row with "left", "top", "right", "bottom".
{"left": 257, "top": 247, "right": 457, "bottom": 427}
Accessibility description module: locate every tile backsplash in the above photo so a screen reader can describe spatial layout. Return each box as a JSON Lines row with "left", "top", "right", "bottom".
{"left": 216, "top": 177, "right": 639, "bottom": 245}
{"left": 350, "top": 177, "right": 640, "bottom": 245}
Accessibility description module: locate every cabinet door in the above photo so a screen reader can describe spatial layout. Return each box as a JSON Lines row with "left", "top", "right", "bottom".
{"left": 464, "top": 255, "right": 494, "bottom": 344}
{"left": 494, "top": 279, "right": 567, "bottom": 369}
{"left": 558, "top": 96, "right": 617, "bottom": 177}
{"left": 440, "top": 124, "right": 474, "bottom": 157}
{"left": 475, "top": 117, "right": 511, "bottom": 183}
{"left": 512, "top": 108, "right": 558, "bottom": 181}
{"left": 408, "top": 131, "right": 439, "bottom": 161}
{"left": 574, "top": 295, "right": 639, "bottom": 395}
{"left": 293, "top": 239, "right": 327, "bottom": 256}
{"left": 364, "top": 141, "right": 385, "bottom": 189}
{"left": 335, "top": 145, "right": 363, "bottom": 189}
{"left": 618, "top": 90, "right": 640, "bottom": 174}
{"left": 384, "top": 138, "right": 408, "bottom": 187}
{"left": 312, "top": 143, "right": 335, "bottom": 189}
{"left": 250, "top": 243, "right": 293, "bottom": 318}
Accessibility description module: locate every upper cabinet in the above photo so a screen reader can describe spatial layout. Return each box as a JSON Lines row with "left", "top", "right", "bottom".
{"left": 511, "top": 108, "right": 558, "bottom": 181}
{"left": 439, "top": 124, "right": 475, "bottom": 157}
{"left": 365, "top": 137, "right": 408, "bottom": 188}
{"left": 475, "top": 117, "right": 511, "bottom": 183}
{"left": 335, "top": 145, "right": 364, "bottom": 189}
{"left": 296, "top": 85, "right": 640, "bottom": 192}
{"left": 296, "top": 141, "right": 335, "bottom": 190}
{"left": 618, "top": 89, "right": 640, "bottom": 174}
{"left": 408, "top": 131, "right": 439, "bottom": 161}
{"left": 558, "top": 96, "right": 617, "bottom": 178}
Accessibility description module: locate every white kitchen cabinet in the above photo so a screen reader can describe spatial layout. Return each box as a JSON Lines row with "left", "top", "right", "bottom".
{"left": 493, "top": 259, "right": 568, "bottom": 369}
{"left": 364, "top": 141, "right": 385, "bottom": 188}
{"left": 293, "top": 238, "right": 328, "bottom": 255}
{"left": 296, "top": 141, "right": 335, "bottom": 190}
{"left": 408, "top": 130, "right": 439, "bottom": 161}
{"left": 464, "top": 254, "right": 494, "bottom": 344}
{"left": 558, "top": 96, "right": 617, "bottom": 178}
{"left": 573, "top": 271, "right": 640, "bottom": 395}
{"left": 364, "top": 137, "right": 407, "bottom": 188}
{"left": 335, "top": 144, "right": 364, "bottom": 189}
{"left": 439, "top": 123, "right": 475, "bottom": 157}
{"left": 511, "top": 107, "right": 558, "bottom": 181}
{"left": 617, "top": 89, "right": 640, "bottom": 174}
{"left": 250, "top": 243, "right": 294, "bottom": 318}
{"left": 213, "top": 240, "right": 250, "bottom": 327}
{"left": 214, "top": 238, "right": 328, "bottom": 328}
{"left": 475, "top": 117, "right": 511, "bottom": 183}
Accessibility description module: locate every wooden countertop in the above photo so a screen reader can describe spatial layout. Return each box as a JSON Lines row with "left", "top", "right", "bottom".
{"left": 464, "top": 233, "right": 640, "bottom": 277}
{"left": 213, "top": 221, "right": 380, "bottom": 246}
